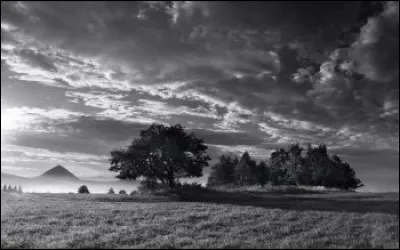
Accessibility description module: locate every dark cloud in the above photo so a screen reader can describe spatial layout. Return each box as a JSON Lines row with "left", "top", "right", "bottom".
{"left": 10, "top": 117, "right": 150, "bottom": 155}
{"left": 350, "top": 1, "right": 399, "bottom": 82}
{"left": 191, "top": 129, "right": 264, "bottom": 146}
{"left": 17, "top": 49, "right": 58, "bottom": 72}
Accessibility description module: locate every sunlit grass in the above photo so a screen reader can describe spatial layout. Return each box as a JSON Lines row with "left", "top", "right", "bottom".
{"left": 1, "top": 192, "right": 398, "bottom": 249}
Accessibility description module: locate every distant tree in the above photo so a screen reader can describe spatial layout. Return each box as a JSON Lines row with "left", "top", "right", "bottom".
{"left": 78, "top": 185, "right": 90, "bottom": 194}
{"left": 18, "top": 185, "right": 23, "bottom": 193}
{"left": 287, "top": 143, "right": 304, "bottom": 185}
{"left": 119, "top": 190, "right": 127, "bottom": 195}
{"left": 207, "top": 155, "right": 238, "bottom": 187}
{"left": 109, "top": 124, "right": 211, "bottom": 189}
{"left": 2, "top": 184, "right": 7, "bottom": 192}
{"left": 301, "top": 144, "right": 364, "bottom": 189}
{"left": 235, "top": 152, "right": 258, "bottom": 186}
{"left": 269, "top": 148, "right": 290, "bottom": 185}
{"left": 107, "top": 187, "right": 115, "bottom": 194}
{"left": 255, "top": 161, "right": 270, "bottom": 187}
{"left": 270, "top": 148, "right": 290, "bottom": 170}
{"left": 130, "top": 190, "right": 137, "bottom": 195}
{"left": 14, "top": 185, "right": 18, "bottom": 192}
{"left": 7, "top": 185, "right": 12, "bottom": 192}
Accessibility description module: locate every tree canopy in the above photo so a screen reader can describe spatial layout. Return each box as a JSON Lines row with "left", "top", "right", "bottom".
{"left": 207, "top": 143, "right": 364, "bottom": 190}
{"left": 109, "top": 123, "right": 211, "bottom": 189}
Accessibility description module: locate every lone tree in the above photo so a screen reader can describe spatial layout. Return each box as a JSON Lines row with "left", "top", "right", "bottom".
{"left": 107, "top": 187, "right": 115, "bottom": 194}
{"left": 78, "top": 185, "right": 90, "bottom": 194}
{"left": 109, "top": 124, "right": 211, "bottom": 189}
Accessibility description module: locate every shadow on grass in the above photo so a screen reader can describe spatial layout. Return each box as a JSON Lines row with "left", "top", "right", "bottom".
{"left": 175, "top": 189, "right": 399, "bottom": 215}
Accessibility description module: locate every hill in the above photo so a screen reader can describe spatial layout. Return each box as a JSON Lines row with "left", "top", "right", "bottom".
{"left": 36, "top": 165, "right": 80, "bottom": 181}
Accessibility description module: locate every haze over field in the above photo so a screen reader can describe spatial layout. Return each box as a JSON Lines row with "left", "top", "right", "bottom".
{"left": 1, "top": 165, "right": 138, "bottom": 194}
{"left": 1, "top": 1, "right": 399, "bottom": 192}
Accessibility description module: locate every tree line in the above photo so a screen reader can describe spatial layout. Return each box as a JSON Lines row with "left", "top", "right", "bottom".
{"left": 2, "top": 184, "right": 23, "bottom": 193}
{"left": 108, "top": 123, "right": 364, "bottom": 191}
{"left": 207, "top": 144, "right": 364, "bottom": 190}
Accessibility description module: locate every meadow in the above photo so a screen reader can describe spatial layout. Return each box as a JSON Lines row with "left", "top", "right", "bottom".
{"left": 1, "top": 189, "right": 399, "bottom": 249}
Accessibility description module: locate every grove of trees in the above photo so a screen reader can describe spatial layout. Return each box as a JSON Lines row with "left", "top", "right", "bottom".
{"left": 108, "top": 123, "right": 364, "bottom": 191}
{"left": 207, "top": 143, "right": 364, "bottom": 190}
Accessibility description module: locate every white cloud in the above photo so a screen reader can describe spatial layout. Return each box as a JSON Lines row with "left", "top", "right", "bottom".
{"left": 1, "top": 107, "right": 85, "bottom": 133}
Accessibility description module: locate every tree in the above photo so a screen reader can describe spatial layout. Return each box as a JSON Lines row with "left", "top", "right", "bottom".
{"left": 287, "top": 143, "right": 303, "bottom": 185}
{"left": 18, "top": 185, "right": 23, "bottom": 193}
{"left": 109, "top": 124, "right": 211, "bottom": 189}
{"left": 302, "top": 144, "right": 364, "bottom": 189}
{"left": 269, "top": 148, "right": 290, "bottom": 185}
{"left": 207, "top": 155, "right": 238, "bottom": 187}
{"left": 138, "top": 177, "right": 160, "bottom": 192}
{"left": 235, "top": 152, "right": 258, "bottom": 186}
{"left": 2, "top": 184, "right": 7, "bottom": 192}
{"left": 7, "top": 185, "right": 12, "bottom": 192}
{"left": 107, "top": 187, "right": 115, "bottom": 194}
{"left": 78, "top": 185, "right": 90, "bottom": 194}
{"left": 256, "top": 161, "right": 269, "bottom": 187}
{"left": 119, "top": 190, "right": 127, "bottom": 195}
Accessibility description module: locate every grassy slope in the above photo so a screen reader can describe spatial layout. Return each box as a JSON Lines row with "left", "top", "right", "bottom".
{"left": 1, "top": 191, "right": 399, "bottom": 249}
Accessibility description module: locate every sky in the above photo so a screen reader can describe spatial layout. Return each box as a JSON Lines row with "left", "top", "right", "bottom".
{"left": 1, "top": 1, "right": 398, "bottom": 192}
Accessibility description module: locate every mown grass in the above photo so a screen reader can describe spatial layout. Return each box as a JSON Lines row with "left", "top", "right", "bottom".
{"left": 1, "top": 191, "right": 399, "bottom": 249}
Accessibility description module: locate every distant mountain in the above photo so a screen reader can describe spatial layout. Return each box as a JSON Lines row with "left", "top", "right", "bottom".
{"left": 37, "top": 165, "right": 80, "bottom": 181}
{"left": 1, "top": 166, "right": 138, "bottom": 194}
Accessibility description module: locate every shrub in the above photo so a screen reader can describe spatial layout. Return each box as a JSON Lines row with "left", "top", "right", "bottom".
{"left": 130, "top": 190, "right": 137, "bottom": 195}
{"left": 78, "top": 185, "right": 90, "bottom": 194}
{"left": 119, "top": 190, "right": 127, "bottom": 195}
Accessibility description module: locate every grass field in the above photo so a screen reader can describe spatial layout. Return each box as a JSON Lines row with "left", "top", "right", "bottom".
{"left": 1, "top": 190, "right": 399, "bottom": 249}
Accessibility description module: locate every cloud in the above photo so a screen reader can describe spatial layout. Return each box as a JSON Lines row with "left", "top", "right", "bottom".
{"left": 0, "top": 2, "right": 398, "bottom": 191}
{"left": 350, "top": 1, "right": 399, "bottom": 82}
{"left": 1, "top": 106, "right": 85, "bottom": 133}
{"left": 191, "top": 128, "right": 265, "bottom": 146}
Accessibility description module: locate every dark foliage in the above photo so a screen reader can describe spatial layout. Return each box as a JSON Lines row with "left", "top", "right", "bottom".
{"left": 2, "top": 184, "right": 22, "bottom": 193}
{"left": 207, "top": 155, "right": 238, "bottom": 187}
{"left": 207, "top": 143, "right": 364, "bottom": 190}
{"left": 109, "top": 123, "right": 211, "bottom": 189}
{"left": 78, "top": 185, "right": 90, "bottom": 194}
{"left": 107, "top": 187, "right": 115, "bottom": 194}
{"left": 119, "top": 190, "right": 127, "bottom": 195}
{"left": 138, "top": 177, "right": 162, "bottom": 193}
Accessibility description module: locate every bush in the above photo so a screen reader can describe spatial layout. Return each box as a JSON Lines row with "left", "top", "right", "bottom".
{"left": 107, "top": 187, "right": 115, "bottom": 194}
{"left": 130, "top": 190, "right": 137, "bottom": 195}
{"left": 78, "top": 185, "right": 90, "bottom": 194}
{"left": 119, "top": 190, "right": 127, "bottom": 195}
